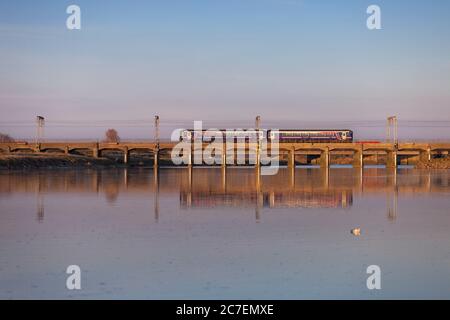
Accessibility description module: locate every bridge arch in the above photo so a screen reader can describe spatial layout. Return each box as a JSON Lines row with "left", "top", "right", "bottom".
{"left": 40, "top": 148, "right": 65, "bottom": 154}
{"left": 9, "top": 147, "right": 36, "bottom": 153}
{"left": 98, "top": 148, "right": 126, "bottom": 158}
{"left": 0, "top": 146, "right": 10, "bottom": 153}
{"left": 69, "top": 148, "right": 96, "bottom": 157}
{"left": 127, "top": 148, "right": 156, "bottom": 166}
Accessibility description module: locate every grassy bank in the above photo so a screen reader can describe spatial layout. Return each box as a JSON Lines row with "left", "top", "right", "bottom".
{"left": 416, "top": 158, "right": 450, "bottom": 169}
{"left": 2, "top": 153, "right": 450, "bottom": 169}
{"left": 0, "top": 153, "right": 119, "bottom": 169}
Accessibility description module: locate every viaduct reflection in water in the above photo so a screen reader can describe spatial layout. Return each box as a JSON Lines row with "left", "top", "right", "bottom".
{"left": 179, "top": 168, "right": 353, "bottom": 210}
{"left": 1, "top": 167, "right": 449, "bottom": 223}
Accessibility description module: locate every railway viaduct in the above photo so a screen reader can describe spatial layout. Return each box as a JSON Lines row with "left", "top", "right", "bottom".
{"left": 1, "top": 141, "right": 450, "bottom": 168}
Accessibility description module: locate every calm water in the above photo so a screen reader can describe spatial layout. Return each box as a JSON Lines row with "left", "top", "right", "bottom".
{"left": 1, "top": 167, "right": 450, "bottom": 299}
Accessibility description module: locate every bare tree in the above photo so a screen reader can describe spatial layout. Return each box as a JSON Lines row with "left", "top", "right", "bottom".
{"left": 0, "top": 133, "right": 14, "bottom": 143}
{"left": 104, "top": 129, "right": 120, "bottom": 143}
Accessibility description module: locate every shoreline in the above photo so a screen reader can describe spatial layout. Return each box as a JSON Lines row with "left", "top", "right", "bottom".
{"left": 1, "top": 153, "right": 450, "bottom": 170}
{"left": 415, "top": 158, "right": 450, "bottom": 169}
{"left": 0, "top": 153, "right": 121, "bottom": 169}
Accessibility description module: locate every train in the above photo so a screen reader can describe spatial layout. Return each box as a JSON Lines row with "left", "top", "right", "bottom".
{"left": 180, "top": 129, "right": 264, "bottom": 141}
{"left": 268, "top": 129, "right": 353, "bottom": 143}
{"left": 180, "top": 129, "right": 353, "bottom": 143}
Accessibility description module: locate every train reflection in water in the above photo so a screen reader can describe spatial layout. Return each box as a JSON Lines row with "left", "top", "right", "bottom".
{"left": 177, "top": 167, "right": 354, "bottom": 209}
{"left": 180, "top": 191, "right": 353, "bottom": 209}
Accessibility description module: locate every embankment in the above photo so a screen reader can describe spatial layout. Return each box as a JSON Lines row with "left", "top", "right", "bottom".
{"left": 0, "top": 153, "right": 118, "bottom": 169}
{"left": 416, "top": 158, "right": 450, "bottom": 169}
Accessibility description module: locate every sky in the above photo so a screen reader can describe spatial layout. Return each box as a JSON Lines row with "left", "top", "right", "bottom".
{"left": 0, "top": 0, "right": 450, "bottom": 140}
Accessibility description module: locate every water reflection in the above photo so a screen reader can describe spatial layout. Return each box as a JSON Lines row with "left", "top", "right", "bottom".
{"left": 153, "top": 167, "right": 160, "bottom": 222}
{"left": 1, "top": 167, "right": 449, "bottom": 224}
{"left": 2, "top": 167, "right": 450, "bottom": 299}
{"left": 36, "top": 194, "right": 44, "bottom": 223}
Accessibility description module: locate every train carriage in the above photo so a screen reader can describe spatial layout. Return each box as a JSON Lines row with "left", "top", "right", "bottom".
{"left": 180, "top": 129, "right": 264, "bottom": 142}
{"left": 268, "top": 130, "right": 353, "bottom": 143}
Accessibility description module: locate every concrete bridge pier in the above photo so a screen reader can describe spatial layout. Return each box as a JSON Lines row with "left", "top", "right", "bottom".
{"left": 93, "top": 147, "right": 99, "bottom": 158}
{"left": 288, "top": 148, "right": 295, "bottom": 187}
{"left": 386, "top": 150, "right": 398, "bottom": 168}
{"left": 288, "top": 148, "right": 295, "bottom": 169}
{"left": 34, "top": 144, "right": 41, "bottom": 153}
{"left": 154, "top": 148, "right": 159, "bottom": 169}
{"left": 320, "top": 147, "right": 330, "bottom": 168}
{"left": 255, "top": 142, "right": 261, "bottom": 176}
{"left": 64, "top": 146, "right": 70, "bottom": 155}
{"left": 187, "top": 146, "right": 193, "bottom": 168}
{"left": 420, "top": 146, "right": 432, "bottom": 162}
{"left": 289, "top": 164, "right": 295, "bottom": 188}
{"left": 255, "top": 142, "right": 261, "bottom": 169}
{"left": 221, "top": 147, "right": 227, "bottom": 189}
{"left": 221, "top": 145, "right": 226, "bottom": 168}
{"left": 353, "top": 146, "right": 363, "bottom": 168}
{"left": 123, "top": 147, "right": 129, "bottom": 164}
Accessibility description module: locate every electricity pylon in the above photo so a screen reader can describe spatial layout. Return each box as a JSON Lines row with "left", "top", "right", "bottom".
{"left": 36, "top": 116, "right": 45, "bottom": 144}
{"left": 386, "top": 116, "right": 398, "bottom": 145}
